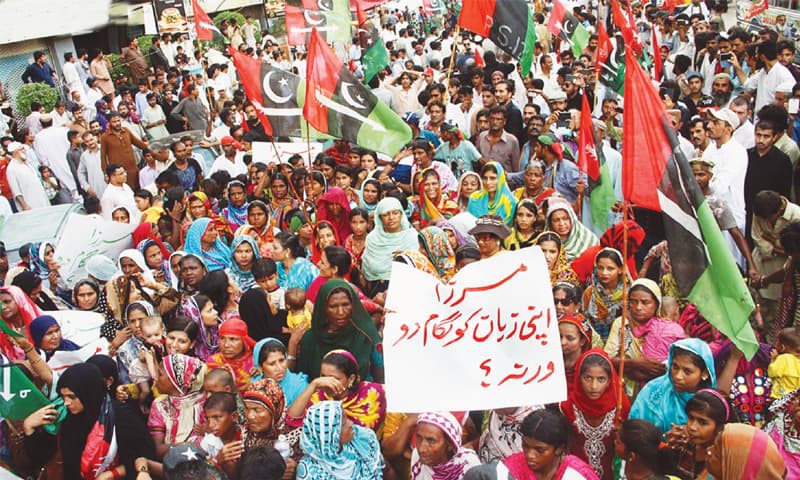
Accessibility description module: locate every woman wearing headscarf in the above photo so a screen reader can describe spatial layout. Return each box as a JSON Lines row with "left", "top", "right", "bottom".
{"left": 242, "top": 378, "right": 297, "bottom": 458}
{"left": 186, "top": 191, "right": 233, "bottom": 243}
{"left": 226, "top": 235, "right": 261, "bottom": 292}
{"left": 22, "top": 362, "right": 156, "bottom": 480}
{"left": 148, "top": 353, "right": 207, "bottom": 457}
{"left": 467, "top": 162, "right": 517, "bottom": 226}
{"left": 411, "top": 411, "right": 481, "bottom": 480}
{"left": 629, "top": 338, "right": 717, "bottom": 433}
{"left": 239, "top": 287, "right": 289, "bottom": 343}
{"left": 234, "top": 200, "right": 275, "bottom": 258}
{"left": 11, "top": 270, "right": 60, "bottom": 311}
{"left": 558, "top": 314, "right": 595, "bottom": 396}
{"left": 106, "top": 249, "right": 179, "bottom": 320}
{"left": 0, "top": 285, "right": 43, "bottom": 360}
{"left": 457, "top": 172, "right": 482, "bottom": 212}
{"left": 74, "top": 278, "right": 116, "bottom": 342}
{"left": 570, "top": 220, "right": 646, "bottom": 284}
{"left": 116, "top": 300, "right": 156, "bottom": 384}
{"left": 136, "top": 237, "right": 173, "bottom": 286}
{"left": 253, "top": 338, "right": 310, "bottom": 406}
{"left": 358, "top": 178, "right": 382, "bottom": 215}
{"left": 361, "top": 197, "right": 419, "bottom": 292}
{"left": 206, "top": 318, "right": 255, "bottom": 390}
{"left": 546, "top": 199, "right": 599, "bottom": 262}
{"left": 185, "top": 217, "right": 233, "bottom": 272}
{"left": 415, "top": 168, "right": 460, "bottom": 228}
{"left": 419, "top": 226, "right": 457, "bottom": 281}
{"left": 478, "top": 405, "right": 541, "bottom": 464}
{"left": 765, "top": 386, "right": 800, "bottom": 477}
{"left": 296, "top": 280, "right": 383, "bottom": 382}
{"left": 536, "top": 231, "right": 580, "bottom": 286}
{"left": 706, "top": 423, "right": 786, "bottom": 480}
{"left": 266, "top": 172, "right": 300, "bottom": 229}
{"left": 221, "top": 180, "right": 250, "bottom": 233}
{"left": 132, "top": 222, "right": 171, "bottom": 259}
{"left": 317, "top": 186, "right": 353, "bottom": 242}
{"left": 560, "top": 349, "right": 630, "bottom": 480}
{"left": 581, "top": 248, "right": 628, "bottom": 343}
{"left": 29, "top": 241, "right": 68, "bottom": 296}
{"left": 29, "top": 315, "right": 79, "bottom": 361}
{"left": 297, "top": 400, "right": 383, "bottom": 480}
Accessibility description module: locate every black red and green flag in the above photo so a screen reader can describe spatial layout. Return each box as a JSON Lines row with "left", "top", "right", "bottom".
{"left": 578, "top": 94, "right": 617, "bottom": 232}
{"left": 305, "top": 28, "right": 412, "bottom": 155}
{"left": 594, "top": 20, "right": 612, "bottom": 74}
{"left": 285, "top": 0, "right": 351, "bottom": 46}
{"left": 621, "top": 48, "right": 759, "bottom": 359}
{"left": 598, "top": 35, "right": 626, "bottom": 95}
{"left": 355, "top": 0, "right": 389, "bottom": 82}
{"left": 547, "top": 0, "right": 590, "bottom": 58}
{"left": 192, "top": 0, "right": 225, "bottom": 42}
{"left": 458, "top": 0, "right": 537, "bottom": 76}
{"left": 228, "top": 47, "right": 326, "bottom": 139}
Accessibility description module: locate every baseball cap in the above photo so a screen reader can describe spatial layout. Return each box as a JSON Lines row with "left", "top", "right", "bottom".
{"left": 441, "top": 122, "right": 458, "bottom": 133}
{"left": 402, "top": 112, "right": 420, "bottom": 125}
{"left": 163, "top": 444, "right": 207, "bottom": 472}
{"left": 6, "top": 142, "right": 25, "bottom": 154}
{"left": 708, "top": 107, "right": 740, "bottom": 129}
{"left": 424, "top": 67, "right": 434, "bottom": 76}
{"left": 220, "top": 136, "right": 236, "bottom": 146}
{"left": 686, "top": 71, "right": 704, "bottom": 82}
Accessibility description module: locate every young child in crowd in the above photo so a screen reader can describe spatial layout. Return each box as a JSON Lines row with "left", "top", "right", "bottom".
{"left": 38, "top": 166, "right": 61, "bottom": 204}
{"left": 285, "top": 287, "right": 311, "bottom": 330}
{"left": 254, "top": 258, "right": 285, "bottom": 315}
{"left": 769, "top": 327, "right": 800, "bottom": 399}
{"left": 129, "top": 315, "right": 167, "bottom": 412}
{"left": 661, "top": 296, "right": 681, "bottom": 322}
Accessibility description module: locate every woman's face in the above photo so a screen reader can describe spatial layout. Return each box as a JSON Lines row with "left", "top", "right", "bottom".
{"left": 325, "top": 291, "right": 353, "bottom": 331}
{"left": 272, "top": 240, "right": 287, "bottom": 261}
{"left": 40, "top": 325, "right": 62, "bottom": 351}
{"left": 305, "top": 177, "right": 325, "bottom": 199}
{"left": 201, "top": 225, "right": 218, "bottom": 244}
{"left": 170, "top": 255, "right": 183, "bottom": 276}
{"left": 229, "top": 186, "right": 246, "bottom": 207}
{"left": 318, "top": 251, "right": 334, "bottom": 277}
{"left": 75, "top": 284, "right": 98, "bottom": 310}
{"left": 525, "top": 167, "right": 545, "bottom": 192}
{"left": 127, "top": 309, "right": 147, "bottom": 337}
{"left": 244, "top": 400, "right": 274, "bottom": 433}
{"left": 686, "top": 408, "right": 719, "bottom": 447}
{"left": 320, "top": 163, "right": 335, "bottom": 181}
{"left": 120, "top": 257, "right": 142, "bottom": 276}
{"left": 444, "top": 229, "right": 458, "bottom": 250}
{"left": 460, "top": 175, "right": 479, "bottom": 199}
{"left": 248, "top": 207, "right": 267, "bottom": 229}
{"left": 423, "top": 175, "right": 441, "bottom": 201}
{"left": 271, "top": 179, "right": 288, "bottom": 199}
{"left": 350, "top": 215, "right": 368, "bottom": 236}
{"left": 539, "top": 240, "right": 559, "bottom": 269}
{"left": 112, "top": 208, "right": 130, "bottom": 223}
{"left": 144, "top": 245, "right": 163, "bottom": 270}
{"left": 363, "top": 183, "right": 379, "bottom": 204}
{"left": 671, "top": 353, "right": 705, "bottom": 394}
{"left": 361, "top": 154, "right": 377, "bottom": 171}
{"left": 413, "top": 148, "right": 432, "bottom": 168}
{"left": 200, "top": 300, "right": 219, "bottom": 327}
{"left": 522, "top": 436, "right": 561, "bottom": 474}
{"left": 234, "top": 242, "right": 255, "bottom": 268}
{"left": 415, "top": 423, "right": 451, "bottom": 467}
{"left": 335, "top": 172, "right": 352, "bottom": 189}
{"left": 476, "top": 232, "right": 501, "bottom": 258}
{"left": 181, "top": 259, "right": 204, "bottom": 289}
{"left": 596, "top": 257, "right": 622, "bottom": 289}
{"left": 550, "top": 210, "right": 572, "bottom": 238}
{"left": 189, "top": 199, "right": 207, "bottom": 219}
{"left": 60, "top": 387, "right": 85, "bottom": 415}
{"left": 166, "top": 330, "right": 194, "bottom": 355}
{"left": 515, "top": 206, "right": 536, "bottom": 232}
{"left": 44, "top": 245, "right": 54, "bottom": 264}
{"left": 580, "top": 364, "right": 610, "bottom": 401}
{"left": 219, "top": 334, "right": 245, "bottom": 360}
{"left": 261, "top": 350, "right": 288, "bottom": 382}
{"left": 554, "top": 289, "right": 579, "bottom": 319}
{"left": 628, "top": 289, "right": 658, "bottom": 324}
{"left": 317, "top": 226, "right": 337, "bottom": 249}
{"left": 320, "top": 362, "right": 356, "bottom": 399}
{"left": 482, "top": 170, "right": 498, "bottom": 195}
{"left": 559, "top": 323, "right": 585, "bottom": 360}
{"left": 380, "top": 209, "right": 403, "bottom": 233}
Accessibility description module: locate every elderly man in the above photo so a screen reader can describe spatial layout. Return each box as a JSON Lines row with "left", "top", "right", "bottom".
{"left": 5, "top": 141, "right": 49, "bottom": 210}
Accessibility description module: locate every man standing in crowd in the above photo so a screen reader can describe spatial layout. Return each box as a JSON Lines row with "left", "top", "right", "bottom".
{"left": 100, "top": 112, "right": 149, "bottom": 189}
{"left": 5, "top": 141, "right": 49, "bottom": 210}
{"left": 21, "top": 51, "right": 56, "bottom": 87}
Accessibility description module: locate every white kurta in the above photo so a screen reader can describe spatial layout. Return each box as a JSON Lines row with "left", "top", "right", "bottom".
{"left": 6, "top": 159, "right": 50, "bottom": 210}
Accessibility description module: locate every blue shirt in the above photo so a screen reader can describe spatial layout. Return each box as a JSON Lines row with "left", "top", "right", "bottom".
{"left": 22, "top": 62, "right": 55, "bottom": 87}
{"left": 544, "top": 159, "right": 582, "bottom": 203}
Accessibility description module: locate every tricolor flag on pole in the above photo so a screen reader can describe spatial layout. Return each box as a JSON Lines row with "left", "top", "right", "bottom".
{"left": 305, "top": 28, "right": 412, "bottom": 155}
{"left": 458, "top": 0, "right": 537, "bottom": 76}
{"left": 621, "top": 48, "right": 759, "bottom": 359}
{"left": 547, "top": 0, "right": 590, "bottom": 57}
{"left": 578, "top": 94, "right": 617, "bottom": 232}
{"left": 192, "top": 0, "right": 224, "bottom": 42}
{"left": 285, "top": 0, "right": 351, "bottom": 46}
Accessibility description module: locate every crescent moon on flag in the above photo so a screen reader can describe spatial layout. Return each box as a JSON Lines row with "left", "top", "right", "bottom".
{"left": 304, "top": 10, "right": 325, "bottom": 25}
{"left": 263, "top": 71, "right": 292, "bottom": 104}
{"left": 341, "top": 82, "right": 367, "bottom": 110}
{"left": 317, "top": 0, "right": 333, "bottom": 12}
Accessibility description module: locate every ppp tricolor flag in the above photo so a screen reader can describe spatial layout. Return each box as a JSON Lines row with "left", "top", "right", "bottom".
{"left": 286, "top": 0, "right": 351, "bottom": 46}
{"left": 547, "top": 0, "right": 590, "bottom": 57}
{"left": 305, "top": 28, "right": 412, "bottom": 155}
{"left": 355, "top": 0, "right": 390, "bottom": 82}
{"left": 192, "top": 0, "right": 224, "bottom": 41}
{"left": 621, "top": 48, "right": 759, "bottom": 359}
{"left": 459, "top": 0, "right": 536, "bottom": 76}
{"left": 578, "top": 95, "right": 616, "bottom": 232}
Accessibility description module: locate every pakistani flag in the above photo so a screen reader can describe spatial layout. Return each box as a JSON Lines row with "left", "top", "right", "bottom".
{"left": 547, "top": 0, "right": 590, "bottom": 57}
{"left": 458, "top": 0, "right": 537, "bottom": 76}
{"left": 305, "top": 28, "right": 412, "bottom": 155}
{"left": 621, "top": 48, "right": 759, "bottom": 359}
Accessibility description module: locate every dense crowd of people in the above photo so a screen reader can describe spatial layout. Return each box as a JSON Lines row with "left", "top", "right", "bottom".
{"left": 2, "top": 0, "right": 800, "bottom": 479}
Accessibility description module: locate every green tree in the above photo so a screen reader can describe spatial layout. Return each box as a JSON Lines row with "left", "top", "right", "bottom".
{"left": 15, "top": 83, "right": 59, "bottom": 117}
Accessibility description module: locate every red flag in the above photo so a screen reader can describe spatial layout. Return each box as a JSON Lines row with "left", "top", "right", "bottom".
{"left": 474, "top": 47, "right": 485, "bottom": 67}
{"left": 547, "top": 0, "right": 567, "bottom": 36}
{"left": 459, "top": 0, "right": 495, "bottom": 35}
{"left": 192, "top": 0, "right": 222, "bottom": 41}
{"left": 622, "top": 48, "right": 672, "bottom": 211}
{"left": 611, "top": 0, "right": 640, "bottom": 54}
{"left": 595, "top": 21, "right": 611, "bottom": 73}
{"left": 350, "top": 0, "right": 385, "bottom": 12}
{"left": 747, "top": 0, "right": 768, "bottom": 19}
{"left": 652, "top": 27, "right": 662, "bottom": 80}
{"left": 579, "top": 95, "right": 600, "bottom": 181}
{"left": 353, "top": 0, "right": 368, "bottom": 25}
{"left": 305, "top": 28, "right": 343, "bottom": 135}
{"left": 228, "top": 47, "right": 274, "bottom": 137}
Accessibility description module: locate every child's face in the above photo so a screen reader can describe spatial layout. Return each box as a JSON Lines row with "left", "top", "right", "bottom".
{"left": 141, "top": 323, "right": 163, "bottom": 347}
{"left": 41, "top": 168, "right": 52, "bottom": 179}
{"left": 256, "top": 272, "right": 279, "bottom": 291}
{"left": 350, "top": 215, "right": 368, "bottom": 236}
{"left": 135, "top": 196, "right": 150, "bottom": 212}
{"left": 200, "top": 300, "right": 219, "bottom": 327}
{"left": 144, "top": 153, "right": 155, "bottom": 166}
{"left": 205, "top": 407, "right": 237, "bottom": 438}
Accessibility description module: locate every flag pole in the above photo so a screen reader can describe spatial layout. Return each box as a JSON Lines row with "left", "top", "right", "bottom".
{"left": 617, "top": 202, "right": 629, "bottom": 422}
{"left": 445, "top": 26, "right": 460, "bottom": 103}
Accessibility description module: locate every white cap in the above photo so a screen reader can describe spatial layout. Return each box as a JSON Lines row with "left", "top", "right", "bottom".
{"left": 709, "top": 108, "right": 740, "bottom": 130}
{"left": 6, "top": 142, "right": 24, "bottom": 154}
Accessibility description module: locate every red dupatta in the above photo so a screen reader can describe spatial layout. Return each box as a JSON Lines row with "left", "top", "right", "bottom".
{"left": 560, "top": 348, "right": 630, "bottom": 423}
